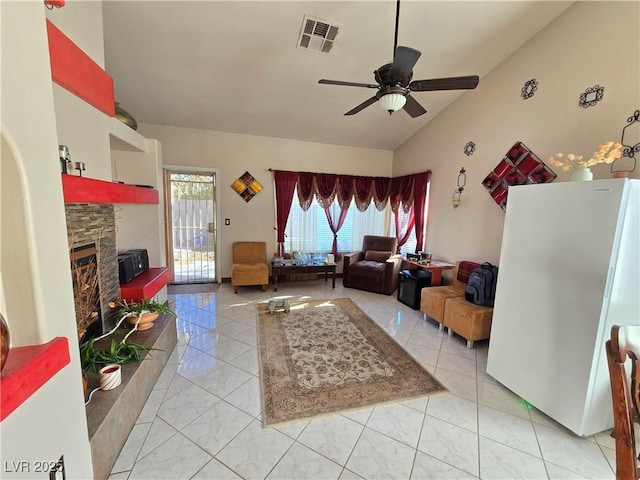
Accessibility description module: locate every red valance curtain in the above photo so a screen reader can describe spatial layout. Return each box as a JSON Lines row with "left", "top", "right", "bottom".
{"left": 337, "top": 175, "right": 354, "bottom": 210}
{"left": 272, "top": 169, "right": 431, "bottom": 254}
{"left": 297, "top": 172, "right": 315, "bottom": 212}
{"left": 354, "top": 176, "right": 374, "bottom": 211}
{"left": 373, "top": 177, "right": 391, "bottom": 211}
{"left": 315, "top": 173, "right": 338, "bottom": 209}
{"left": 389, "top": 174, "right": 415, "bottom": 213}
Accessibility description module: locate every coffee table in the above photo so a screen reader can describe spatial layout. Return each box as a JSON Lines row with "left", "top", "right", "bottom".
{"left": 271, "top": 261, "right": 336, "bottom": 291}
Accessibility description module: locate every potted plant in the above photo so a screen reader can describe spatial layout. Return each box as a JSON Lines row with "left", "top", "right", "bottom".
{"left": 80, "top": 309, "right": 157, "bottom": 373}
{"left": 118, "top": 297, "right": 175, "bottom": 331}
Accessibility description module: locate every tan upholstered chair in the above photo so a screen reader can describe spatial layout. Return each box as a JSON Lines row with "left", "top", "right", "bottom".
{"left": 231, "top": 242, "right": 268, "bottom": 293}
{"left": 420, "top": 261, "right": 479, "bottom": 329}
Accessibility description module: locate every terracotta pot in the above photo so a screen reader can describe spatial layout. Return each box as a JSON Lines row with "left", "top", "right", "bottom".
{"left": 1, "top": 312, "right": 9, "bottom": 371}
{"left": 125, "top": 312, "right": 159, "bottom": 331}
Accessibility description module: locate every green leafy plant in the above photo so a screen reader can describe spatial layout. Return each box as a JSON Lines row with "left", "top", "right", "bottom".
{"left": 118, "top": 297, "right": 175, "bottom": 316}
{"left": 80, "top": 337, "right": 155, "bottom": 373}
{"left": 79, "top": 302, "right": 165, "bottom": 372}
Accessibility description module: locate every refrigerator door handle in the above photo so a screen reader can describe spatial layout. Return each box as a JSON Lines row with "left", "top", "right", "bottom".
{"left": 604, "top": 265, "right": 615, "bottom": 299}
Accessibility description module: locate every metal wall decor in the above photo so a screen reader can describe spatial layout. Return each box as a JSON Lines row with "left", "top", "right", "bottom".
{"left": 463, "top": 141, "right": 476, "bottom": 156}
{"left": 231, "top": 171, "right": 263, "bottom": 202}
{"left": 521, "top": 79, "right": 538, "bottom": 100}
{"left": 612, "top": 109, "right": 640, "bottom": 175}
{"left": 482, "top": 141, "right": 557, "bottom": 211}
{"left": 579, "top": 85, "right": 604, "bottom": 108}
{"left": 452, "top": 167, "right": 466, "bottom": 208}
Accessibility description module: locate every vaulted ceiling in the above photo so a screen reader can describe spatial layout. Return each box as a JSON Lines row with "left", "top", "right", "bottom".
{"left": 102, "top": 1, "right": 572, "bottom": 151}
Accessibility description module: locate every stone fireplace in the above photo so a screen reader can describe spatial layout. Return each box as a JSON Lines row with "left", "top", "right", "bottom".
{"left": 65, "top": 204, "right": 120, "bottom": 334}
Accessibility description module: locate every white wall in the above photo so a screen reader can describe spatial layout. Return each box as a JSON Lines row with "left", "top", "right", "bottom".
{"left": 113, "top": 140, "right": 166, "bottom": 269}
{"left": 1, "top": 1, "right": 93, "bottom": 477}
{"left": 393, "top": 1, "right": 640, "bottom": 272}
{"left": 44, "top": 0, "right": 105, "bottom": 68}
{"left": 47, "top": 1, "right": 112, "bottom": 181}
{"left": 137, "top": 124, "right": 394, "bottom": 278}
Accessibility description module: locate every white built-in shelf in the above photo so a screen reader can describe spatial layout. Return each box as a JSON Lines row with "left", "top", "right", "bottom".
{"left": 108, "top": 117, "right": 147, "bottom": 153}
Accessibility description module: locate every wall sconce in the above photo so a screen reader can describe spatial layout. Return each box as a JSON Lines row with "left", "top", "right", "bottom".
{"left": 452, "top": 167, "right": 466, "bottom": 208}
{"left": 611, "top": 110, "right": 639, "bottom": 177}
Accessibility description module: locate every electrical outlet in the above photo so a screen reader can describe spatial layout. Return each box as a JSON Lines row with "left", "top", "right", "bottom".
{"left": 224, "top": 218, "right": 230, "bottom": 226}
{"left": 49, "top": 456, "right": 65, "bottom": 480}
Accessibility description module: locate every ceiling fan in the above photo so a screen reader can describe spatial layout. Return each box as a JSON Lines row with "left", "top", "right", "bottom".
{"left": 318, "top": 0, "right": 480, "bottom": 117}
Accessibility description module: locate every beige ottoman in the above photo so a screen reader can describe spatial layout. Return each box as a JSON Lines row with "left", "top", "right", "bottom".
{"left": 443, "top": 296, "right": 493, "bottom": 348}
{"left": 420, "top": 286, "right": 464, "bottom": 329}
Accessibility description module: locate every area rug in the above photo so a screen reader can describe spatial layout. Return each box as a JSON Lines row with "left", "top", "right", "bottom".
{"left": 256, "top": 298, "right": 447, "bottom": 427}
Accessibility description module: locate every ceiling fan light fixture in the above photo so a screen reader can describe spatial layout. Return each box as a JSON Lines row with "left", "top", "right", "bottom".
{"left": 378, "top": 93, "right": 406, "bottom": 114}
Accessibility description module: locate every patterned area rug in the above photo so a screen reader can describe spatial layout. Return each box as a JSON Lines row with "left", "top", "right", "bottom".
{"left": 257, "top": 298, "right": 447, "bottom": 427}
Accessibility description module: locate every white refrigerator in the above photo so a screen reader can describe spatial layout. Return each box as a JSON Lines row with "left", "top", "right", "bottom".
{"left": 486, "top": 178, "right": 639, "bottom": 437}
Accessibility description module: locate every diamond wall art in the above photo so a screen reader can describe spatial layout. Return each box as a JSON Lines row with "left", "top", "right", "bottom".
{"left": 231, "top": 171, "right": 263, "bottom": 202}
{"left": 482, "top": 141, "right": 557, "bottom": 211}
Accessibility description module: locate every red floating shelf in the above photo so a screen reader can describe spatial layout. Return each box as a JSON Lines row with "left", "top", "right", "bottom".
{"left": 46, "top": 20, "right": 115, "bottom": 117}
{"left": 62, "top": 175, "right": 159, "bottom": 204}
{"left": 120, "top": 267, "right": 171, "bottom": 303}
{"left": 1, "top": 337, "right": 71, "bottom": 422}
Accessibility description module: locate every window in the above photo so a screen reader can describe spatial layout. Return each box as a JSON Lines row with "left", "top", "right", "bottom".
{"left": 393, "top": 206, "right": 417, "bottom": 258}
{"left": 392, "top": 182, "right": 430, "bottom": 257}
{"left": 285, "top": 188, "right": 390, "bottom": 253}
{"left": 283, "top": 181, "right": 429, "bottom": 256}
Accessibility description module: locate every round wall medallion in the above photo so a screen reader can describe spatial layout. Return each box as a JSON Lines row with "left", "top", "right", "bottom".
{"left": 464, "top": 141, "right": 476, "bottom": 156}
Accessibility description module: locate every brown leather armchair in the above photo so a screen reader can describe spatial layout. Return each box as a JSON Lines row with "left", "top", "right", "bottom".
{"left": 231, "top": 242, "right": 269, "bottom": 293}
{"left": 343, "top": 235, "right": 402, "bottom": 295}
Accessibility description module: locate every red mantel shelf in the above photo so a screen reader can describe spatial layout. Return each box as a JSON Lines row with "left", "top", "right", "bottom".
{"left": 120, "top": 267, "right": 171, "bottom": 303}
{"left": 0, "top": 337, "right": 71, "bottom": 422}
{"left": 62, "top": 174, "right": 159, "bottom": 204}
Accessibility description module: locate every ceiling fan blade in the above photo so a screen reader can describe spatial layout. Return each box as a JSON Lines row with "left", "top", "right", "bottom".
{"left": 344, "top": 96, "right": 379, "bottom": 116}
{"left": 390, "top": 46, "right": 421, "bottom": 83}
{"left": 319, "top": 79, "right": 379, "bottom": 89}
{"left": 410, "top": 75, "right": 480, "bottom": 92}
{"left": 403, "top": 95, "right": 427, "bottom": 118}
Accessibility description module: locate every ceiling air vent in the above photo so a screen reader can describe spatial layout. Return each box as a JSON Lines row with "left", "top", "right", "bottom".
{"left": 297, "top": 15, "right": 340, "bottom": 54}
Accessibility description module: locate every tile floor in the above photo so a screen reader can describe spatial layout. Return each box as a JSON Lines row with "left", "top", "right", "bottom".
{"left": 109, "top": 280, "right": 618, "bottom": 479}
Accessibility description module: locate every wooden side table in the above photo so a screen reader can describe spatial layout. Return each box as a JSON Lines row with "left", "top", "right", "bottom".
{"left": 402, "top": 259, "right": 455, "bottom": 286}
